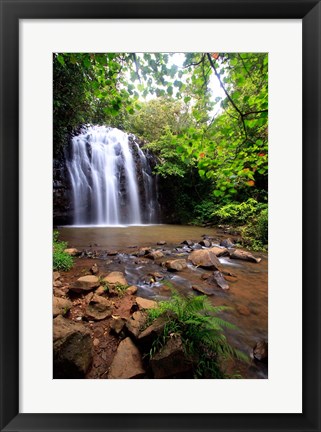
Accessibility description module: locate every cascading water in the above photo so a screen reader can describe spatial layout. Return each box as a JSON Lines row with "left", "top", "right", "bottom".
{"left": 66, "top": 125, "right": 160, "bottom": 226}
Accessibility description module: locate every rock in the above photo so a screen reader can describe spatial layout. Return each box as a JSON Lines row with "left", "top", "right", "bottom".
{"left": 236, "top": 305, "right": 251, "bottom": 316}
{"left": 181, "top": 240, "right": 193, "bottom": 246}
{"left": 220, "top": 238, "right": 235, "bottom": 248}
{"left": 54, "top": 288, "right": 68, "bottom": 298}
{"left": 165, "top": 259, "right": 187, "bottom": 272}
{"left": 146, "top": 250, "right": 164, "bottom": 260}
{"left": 93, "top": 338, "right": 100, "bottom": 347}
{"left": 95, "top": 286, "right": 106, "bottom": 296}
{"left": 103, "top": 271, "right": 128, "bottom": 287}
{"left": 229, "top": 249, "right": 261, "bottom": 263}
{"left": 157, "top": 241, "right": 166, "bottom": 245}
{"left": 53, "top": 296, "right": 72, "bottom": 317}
{"left": 199, "top": 239, "right": 211, "bottom": 247}
{"left": 136, "top": 297, "right": 157, "bottom": 310}
{"left": 108, "top": 337, "right": 146, "bottom": 379}
{"left": 209, "top": 246, "right": 229, "bottom": 257}
{"left": 188, "top": 249, "right": 221, "bottom": 270}
{"left": 70, "top": 275, "right": 100, "bottom": 292}
{"left": 110, "top": 316, "right": 127, "bottom": 335}
{"left": 191, "top": 243, "right": 202, "bottom": 250}
{"left": 64, "top": 248, "right": 80, "bottom": 256}
{"left": 133, "top": 247, "right": 151, "bottom": 257}
{"left": 126, "top": 285, "right": 138, "bottom": 295}
{"left": 90, "top": 263, "right": 99, "bottom": 275}
{"left": 138, "top": 315, "right": 169, "bottom": 350}
{"left": 53, "top": 280, "right": 62, "bottom": 288}
{"left": 106, "top": 250, "right": 118, "bottom": 256}
{"left": 192, "top": 285, "right": 215, "bottom": 296}
{"left": 212, "top": 271, "right": 229, "bottom": 290}
{"left": 125, "top": 311, "right": 148, "bottom": 338}
{"left": 85, "top": 294, "right": 113, "bottom": 320}
{"left": 150, "top": 336, "right": 192, "bottom": 379}
{"left": 253, "top": 340, "right": 268, "bottom": 362}
{"left": 53, "top": 271, "right": 61, "bottom": 281}
{"left": 53, "top": 315, "right": 93, "bottom": 378}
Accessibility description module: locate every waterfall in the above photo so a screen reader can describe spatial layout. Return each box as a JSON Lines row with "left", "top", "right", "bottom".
{"left": 66, "top": 126, "right": 160, "bottom": 226}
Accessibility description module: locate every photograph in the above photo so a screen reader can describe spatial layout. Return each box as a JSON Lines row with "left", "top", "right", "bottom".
{"left": 53, "top": 51, "right": 268, "bottom": 380}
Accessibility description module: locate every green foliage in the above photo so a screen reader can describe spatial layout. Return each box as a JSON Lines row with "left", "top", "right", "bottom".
{"left": 241, "top": 208, "right": 268, "bottom": 250}
{"left": 147, "top": 292, "right": 248, "bottom": 378}
{"left": 211, "top": 198, "right": 267, "bottom": 225}
{"left": 53, "top": 231, "right": 73, "bottom": 271}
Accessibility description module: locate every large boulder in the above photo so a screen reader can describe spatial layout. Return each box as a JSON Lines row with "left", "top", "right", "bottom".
{"left": 188, "top": 249, "right": 221, "bottom": 270}
{"left": 103, "top": 271, "right": 128, "bottom": 286}
{"left": 108, "top": 337, "right": 146, "bottom": 379}
{"left": 53, "top": 296, "right": 72, "bottom": 317}
{"left": 70, "top": 275, "right": 100, "bottom": 293}
{"left": 165, "top": 259, "right": 187, "bottom": 272}
{"left": 53, "top": 315, "right": 93, "bottom": 378}
{"left": 150, "top": 336, "right": 192, "bottom": 379}
{"left": 229, "top": 249, "right": 261, "bottom": 263}
{"left": 85, "top": 294, "right": 113, "bottom": 320}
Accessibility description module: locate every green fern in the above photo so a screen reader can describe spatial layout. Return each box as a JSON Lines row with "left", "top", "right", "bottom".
{"left": 147, "top": 292, "right": 249, "bottom": 378}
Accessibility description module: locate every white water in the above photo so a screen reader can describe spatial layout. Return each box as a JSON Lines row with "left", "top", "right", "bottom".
{"left": 66, "top": 126, "right": 159, "bottom": 226}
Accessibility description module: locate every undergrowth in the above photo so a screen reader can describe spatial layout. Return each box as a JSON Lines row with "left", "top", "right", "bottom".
{"left": 53, "top": 231, "right": 74, "bottom": 271}
{"left": 146, "top": 292, "right": 249, "bottom": 378}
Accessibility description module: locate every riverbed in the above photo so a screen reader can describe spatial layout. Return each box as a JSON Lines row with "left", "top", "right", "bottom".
{"left": 58, "top": 224, "right": 268, "bottom": 378}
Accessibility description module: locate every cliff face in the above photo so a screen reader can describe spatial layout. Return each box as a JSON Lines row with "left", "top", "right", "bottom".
{"left": 53, "top": 152, "right": 73, "bottom": 226}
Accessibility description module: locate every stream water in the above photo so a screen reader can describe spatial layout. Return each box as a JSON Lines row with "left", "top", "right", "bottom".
{"left": 59, "top": 224, "right": 268, "bottom": 379}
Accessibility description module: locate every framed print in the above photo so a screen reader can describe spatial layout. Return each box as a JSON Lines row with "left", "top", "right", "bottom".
{"left": 1, "top": 0, "right": 320, "bottom": 431}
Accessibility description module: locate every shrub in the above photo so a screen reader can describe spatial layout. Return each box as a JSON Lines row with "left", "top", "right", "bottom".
{"left": 147, "top": 292, "right": 248, "bottom": 378}
{"left": 241, "top": 208, "right": 268, "bottom": 251}
{"left": 53, "top": 231, "right": 73, "bottom": 271}
{"left": 211, "top": 198, "right": 267, "bottom": 225}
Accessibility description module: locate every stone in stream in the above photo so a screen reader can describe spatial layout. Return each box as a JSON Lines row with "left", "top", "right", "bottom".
{"left": 108, "top": 337, "right": 146, "bottom": 379}
{"left": 181, "top": 240, "right": 193, "bottom": 246}
{"left": 209, "top": 246, "right": 229, "bottom": 257}
{"left": 236, "top": 305, "right": 251, "bottom": 316}
{"left": 150, "top": 336, "right": 192, "bottom": 379}
{"left": 220, "top": 238, "right": 235, "bottom": 248}
{"left": 212, "top": 271, "right": 229, "bottom": 290}
{"left": 229, "top": 249, "right": 261, "bottom": 263}
{"left": 192, "top": 285, "right": 215, "bottom": 296}
{"left": 85, "top": 294, "right": 113, "bottom": 320}
{"left": 199, "top": 239, "right": 211, "bottom": 248}
{"left": 165, "top": 259, "right": 187, "bottom": 272}
{"left": 188, "top": 249, "right": 221, "bottom": 270}
{"left": 63, "top": 248, "right": 80, "bottom": 256}
{"left": 53, "top": 296, "right": 72, "bottom": 317}
{"left": 53, "top": 315, "right": 93, "bottom": 378}
{"left": 157, "top": 240, "right": 167, "bottom": 245}
{"left": 70, "top": 275, "right": 100, "bottom": 292}
{"left": 253, "top": 340, "right": 268, "bottom": 362}
{"left": 146, "top": 250, "right": 164, "bottom": 260}
{"left": 103, "top": 271, "right": 128, "bottom": 286}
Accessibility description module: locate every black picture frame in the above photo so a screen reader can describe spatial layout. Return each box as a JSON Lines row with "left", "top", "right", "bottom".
{"left": 1, "top": 1, "right": 320, "bottom": 431}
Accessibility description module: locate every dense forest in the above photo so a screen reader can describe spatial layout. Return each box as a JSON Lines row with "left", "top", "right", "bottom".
{"left": 53, "top": 52, "right": 268, "bottom": 249}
